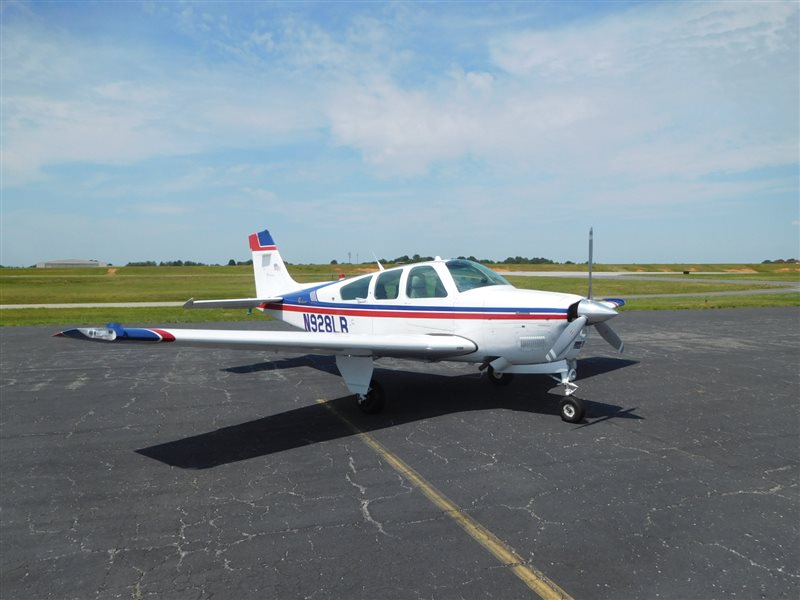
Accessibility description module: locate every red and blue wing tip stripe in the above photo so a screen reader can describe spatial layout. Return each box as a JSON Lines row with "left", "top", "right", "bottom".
{"left": 249, "top": 229, "right": 277, "bottom": 252}
{"left": 146, "top": 328, "right": 176, "bottom": 342}
{"left": 54, "top": 324, "right": 175, "bottom": 343}
{"left": 107, "top": 323, "right": 176, "bottom": 342}
{"left": 603, "top": 298, "right": 626, "bottom": 308}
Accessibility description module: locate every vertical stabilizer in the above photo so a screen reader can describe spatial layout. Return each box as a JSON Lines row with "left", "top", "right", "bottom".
{"left": 249, "top": 230, "right": 300, "bottom": 297}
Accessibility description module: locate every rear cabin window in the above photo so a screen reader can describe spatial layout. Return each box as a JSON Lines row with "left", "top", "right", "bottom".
{"left": 340, "top": 276, "right": 372, "bottom": 300}
{"left": 406, "top": 266, "right": 448, "bottom": 298}
{"left": 375, "top": 269, "right": 401, "bottom": 300}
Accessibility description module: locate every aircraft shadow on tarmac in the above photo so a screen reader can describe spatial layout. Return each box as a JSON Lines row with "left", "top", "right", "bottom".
{"left": 137, "top": 356, "right": 639, "bottom": 469}
{"left": 223, "top": 354, "right": 341, "bottom": 376}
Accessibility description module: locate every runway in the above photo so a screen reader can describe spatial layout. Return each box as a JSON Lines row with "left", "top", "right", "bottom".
{"left": 1, "top": 308, "right": 798, "bottom": 599}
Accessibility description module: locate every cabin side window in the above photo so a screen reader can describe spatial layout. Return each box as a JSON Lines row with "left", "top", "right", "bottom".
{"left": 406, "top": 266, "right": 448, "bottom": 299}
{"left": 374, "top": 269, "right": 401, "bottom": 300}
{"left": 340, "top": 275, "right": 372, "bottom": 300}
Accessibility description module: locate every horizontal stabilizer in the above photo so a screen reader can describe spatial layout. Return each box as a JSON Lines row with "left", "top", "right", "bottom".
{"left": 183, "top": 297, "right": 282, "bottom": 309}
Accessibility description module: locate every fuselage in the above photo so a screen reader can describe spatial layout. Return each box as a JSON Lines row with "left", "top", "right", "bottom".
{"left": 260, "top": 258, "right": 585, "bottom": 365}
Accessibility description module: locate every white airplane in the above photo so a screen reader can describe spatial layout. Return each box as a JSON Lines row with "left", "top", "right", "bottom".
{"left": 55, "top": 228, "right": 624, "bottom": 423}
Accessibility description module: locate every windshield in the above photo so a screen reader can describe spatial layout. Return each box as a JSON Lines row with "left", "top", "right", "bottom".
{"left": 446, "top": 260, "right": 510, "bottom": 292}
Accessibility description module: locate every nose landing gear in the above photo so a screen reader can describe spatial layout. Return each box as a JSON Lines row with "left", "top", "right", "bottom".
{"left": 558, "top": 396, "right": 585, "bottom": 424}
{"left": 550, "top": 362, "right": 585, "bottom": 423}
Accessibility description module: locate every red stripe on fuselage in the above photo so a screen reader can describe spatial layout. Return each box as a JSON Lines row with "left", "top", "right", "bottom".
{"left": 263, "top": 302, "right": 566, "bottom": 321}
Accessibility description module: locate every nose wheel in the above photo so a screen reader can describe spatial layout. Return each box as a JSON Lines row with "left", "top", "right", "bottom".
{"left": 559, "top": 396, "right": 585, "bottom": 423}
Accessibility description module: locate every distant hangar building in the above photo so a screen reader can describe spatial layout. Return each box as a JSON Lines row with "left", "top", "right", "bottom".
{"left": 36, "top": 259, "right": 109, "bottom": 269}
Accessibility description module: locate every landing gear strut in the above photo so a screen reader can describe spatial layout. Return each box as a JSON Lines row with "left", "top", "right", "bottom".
{"left": 486, "top": 365, "right": 514, "bottom": 386}
{"left": 357, "top": 380, "right": 385, "bottom": 414}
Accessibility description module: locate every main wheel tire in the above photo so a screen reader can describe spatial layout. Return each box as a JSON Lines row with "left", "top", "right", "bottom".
{"left": 559, "top": 397, "right": 585, "bottom": 423}
{"left": 357, "top": 380, "right": 386, "bottom": 414}
{"left": 486, "top": 365, "right": 514, "bottom": 386}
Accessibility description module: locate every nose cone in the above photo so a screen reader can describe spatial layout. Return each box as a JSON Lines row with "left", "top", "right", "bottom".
{"left": 577, "top": 299, "right": 618, "bottom": 324}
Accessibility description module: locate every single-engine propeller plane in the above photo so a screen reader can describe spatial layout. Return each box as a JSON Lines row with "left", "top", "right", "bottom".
{"left": 55, "top": 228, "right": 624, "bottom": 423}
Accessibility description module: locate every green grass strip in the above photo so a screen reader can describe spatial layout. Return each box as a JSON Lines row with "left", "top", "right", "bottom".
{"left": 1, "top": 308, "right": 265, "bottom": 327}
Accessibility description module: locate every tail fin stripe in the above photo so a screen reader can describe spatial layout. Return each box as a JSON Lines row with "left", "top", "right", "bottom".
{"left": 249, "top": 230, "right": 277, "bottom": 251}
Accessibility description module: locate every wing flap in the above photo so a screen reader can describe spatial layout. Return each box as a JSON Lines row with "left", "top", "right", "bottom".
{"left": 54, "top": 325, "right": 478, "bottom": 359}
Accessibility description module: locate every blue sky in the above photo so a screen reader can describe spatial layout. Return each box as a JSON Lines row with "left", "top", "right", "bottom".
{"left": 2, "top": 1, "right": 798, "bottom": 266}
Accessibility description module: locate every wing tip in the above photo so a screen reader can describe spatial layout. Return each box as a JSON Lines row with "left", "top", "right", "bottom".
{"left": 602, "top": 297, "right": 626, "bottom": 308}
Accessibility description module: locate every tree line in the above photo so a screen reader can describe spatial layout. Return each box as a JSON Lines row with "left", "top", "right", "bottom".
{"left": 125, "top": 260, "right": 222, "bottom": 267}
{"left": 125, "top": 256, "right": 564, "bottom": 267}
{"left": 331, "top": 254, "right": 565, "bottom": 265}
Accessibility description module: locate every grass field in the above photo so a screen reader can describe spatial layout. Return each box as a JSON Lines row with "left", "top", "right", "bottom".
{"left": 1, "top": 307, "right": 255, "bottom": 327}
{"left": 496, "top": 262, "right": 800, "bottom": 279}
{"left": 503, "top": 276, "right": 783, "bottom": 296}
{"left": 1, "top": 263, "right": 797, "bottom": 326}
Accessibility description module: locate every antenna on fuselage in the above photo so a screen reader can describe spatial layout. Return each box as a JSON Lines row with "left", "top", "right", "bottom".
{"left": 372, "top": 251, "right": 385, "bottom": 271}
{"left": 588, "top": 227, "right": 594, "bottom": 300}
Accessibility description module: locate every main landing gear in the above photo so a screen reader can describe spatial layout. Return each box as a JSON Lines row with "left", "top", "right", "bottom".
{"left": 357, "top": 380, "right": 385, "bottom": 415}
{"left": 486, "top": 365, "right": 514, "bottom": 386}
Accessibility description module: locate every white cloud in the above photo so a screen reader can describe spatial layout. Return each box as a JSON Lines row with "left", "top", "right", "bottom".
{"left": 3, "top": 94, "right": 191, "bottom": 184}
{"left": 327, "top": 74, "right": 601, "bottom": 177}
{"left": 7, "top": 2, "right": 792, "bottom": 186}
{"left": 1, "top": 2, "right": 797, "bottom": 266}
{"left": 1, "top": 9, "right": 342, "bottom": 186}
{"left": 134, "top": 203, "right": 190, "bottom": 215}
{"left": 319, "top": 3, "right": 798, "bottom": 182}
{"left": 490, "top": 3, "right": 797, "bottom": 78}
{"left": 241, "top": 187, "right": 278, "bottom": 203}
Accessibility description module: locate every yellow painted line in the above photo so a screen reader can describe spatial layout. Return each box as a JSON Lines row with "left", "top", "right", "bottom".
{"left": 317, "top": 399, "right": 573, "bottom": 600}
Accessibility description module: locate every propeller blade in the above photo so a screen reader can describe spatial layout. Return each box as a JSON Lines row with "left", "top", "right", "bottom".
{"left": 595, "top": 321, "right": 624, "bottom": 353}
{"left": 546, "top": 316, "right": 587, "bottom": 361}
{"left": 588, "top": 227, "right": 593, "bottom": 300}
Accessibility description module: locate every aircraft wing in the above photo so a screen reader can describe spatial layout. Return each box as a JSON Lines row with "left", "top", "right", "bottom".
{"left": 54, "top": 324, "right": 478, "bottom": 360}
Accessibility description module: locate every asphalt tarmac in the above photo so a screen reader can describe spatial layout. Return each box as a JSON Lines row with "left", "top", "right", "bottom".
{"left": 1, "top": 308, "right": 798, "bottom": 599}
